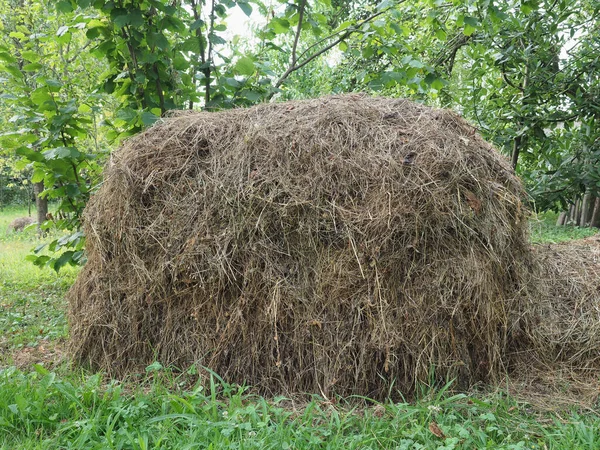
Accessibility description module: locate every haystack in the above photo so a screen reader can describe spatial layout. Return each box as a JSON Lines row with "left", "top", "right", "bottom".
{"left": 8, "top": 216, "right": 35, "bottom": 232}
{"left": 68, "top": 95, "right": 532, "bottom": 399}
{"left": 527, "top": 238, "right": 600, "bottom": 369}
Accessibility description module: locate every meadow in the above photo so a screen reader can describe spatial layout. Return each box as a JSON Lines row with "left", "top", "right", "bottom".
{"left": 0, "top": 206, "right": 598, "bottom": 449}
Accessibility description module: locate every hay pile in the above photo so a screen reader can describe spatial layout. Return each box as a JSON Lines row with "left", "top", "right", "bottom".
{"left": 68, "top": 95, "right": 534, "bottom": 399}
{"left": 527, "top": 238, "right": 600, "bottom": 369}
{"left": 8, "top": 216, "right": 34, "bottom": 232}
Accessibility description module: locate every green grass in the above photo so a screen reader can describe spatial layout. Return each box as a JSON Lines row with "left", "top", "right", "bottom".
{"left": 1, "top": 367, "right": 599, "bottom": 449}
{"left": 0, "top": 206, "right": 78, "bottom": 357}
{"left": 1, "top": 205, "right": 599, "bottom": 449}
{"left": 529, "top": 211, "right": 597, "bottom": 244}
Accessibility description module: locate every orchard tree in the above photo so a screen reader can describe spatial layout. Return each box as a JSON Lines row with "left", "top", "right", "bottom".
{"left": 0, "top": 0, "right": 106, "bottom": 269}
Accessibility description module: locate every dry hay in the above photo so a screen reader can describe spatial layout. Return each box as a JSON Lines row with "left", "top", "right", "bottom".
{"left": 527, "top": 237, "right": 600, "bottom": 370}
{"left": 500, "top": 236, "right": 600, "bottom": 410}
{"left": 68, "top": 94, "right": 534, "bottom": 399}
{"left": 8, "top": 216, "right": 34, "bottom": 232}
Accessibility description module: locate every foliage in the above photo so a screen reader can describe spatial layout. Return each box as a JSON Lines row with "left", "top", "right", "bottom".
{"left": 0, "top": 157, "right": 32, "bottom": 206}
{"left": 0, "top": 0, "right": 106, "bottom": 270}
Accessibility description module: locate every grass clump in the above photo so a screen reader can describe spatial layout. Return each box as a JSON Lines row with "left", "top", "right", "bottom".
{"left": 529, "top": 211, "right": 597, "bottom": 244}
{"left": 2, "top": 365, "right": 599, "bottom": 449}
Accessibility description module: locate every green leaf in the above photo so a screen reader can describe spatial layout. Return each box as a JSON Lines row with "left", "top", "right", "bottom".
{"left": 46, "top": 79, "right": 63, "bottom": 91}
{"left": 56, "top": 0, "right": 73, "bottom": 12}
{"left": 463, "top": 24, "right": 476, "bottom": 36}
{"left": 16, "top": 147, "right": 44, "bottom": 163}
{"left": 224, "top": 77, "right": 241, "bottom": 88}
{"left": 335, "top": 21, "right": 353, "bottom": 32}
{"left": 111, "top": 9, "right": 131, "bottom": 28}
{"left": 238, "top": 2, "right": 252, "bottom": 16}
{"left": 30, "top": 88, "right": 53, "bottom": 106}
{"left": 141, "top": 111, "right": 160, "bottom": 126}
{"left": 26, "top": 254, "right": 50, "bottom": 267}
{"left": 270, "top": 18, "right": 290, "bottom": 34}
{"left": 57, "top": 26, "right": 70, "bottom": 37}
{"left": 190, "top": 19, "right": 204, "bottom": 31}
{"left": 241, "top": 90, "right": 263, "bottom": 102}
{"left": 129, "top": 9, "right": 145, "bottom": 27}
{"left": 0, "top": 52, "right": 17, "bottom": 64}
{"left": 463, "top": 16, "right": 478, "bottom": 27}
{"left": 147, "top": 32, "right": 169, "bottom": 50}
{"left": 408, "top": 59, "right": 425, "bottom": 68}
{"left": 43, "top": 147, "right": 77, "bottom": 160}
{"left": 208, "top": 33, "right": 226, "bottom": 45}
{"left": 53, "top": 251, "right": 75, "bottom": 272}
{"left": 22, "top": 63, "right": 43, "bottom": 72}
{"left": 116, "top": 108, "right": 138, "bottom": 124}
{"left": 21, "top": 51, "right": 40, "bottom": 62}
{"left": 431, "top": 78, "right": 445, "bottom": 90}
{"left": 33, "top": 364, "right": 50, "bottom": 376}
{"left": 173, "top": 54, "right": 189, "bottom": 71}
{"left": 235, "top": 56, "right": 255, "bottom": 76}
{"left": 32, "top": 168, "right": 46, "bottom": 183}
{"left": 376, "top": 0, "right": 393, "bottom": 10}
{"left": 463, "top": 16, "right": 478, "bottom": 36}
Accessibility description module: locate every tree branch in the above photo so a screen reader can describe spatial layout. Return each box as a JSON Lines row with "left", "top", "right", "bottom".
{"left": 290, "top": 0, "right": 307, "bottom": 67}
{"left": 190, "top": 0, "right": 207, "bottom": 109}
{"left": 274, "top": 7, "right": 392, "bottom": 89}
{"left": 205, "top": 0, "right": 215, "bottom": 106}
{"left": 153, "top": 63, "right": 166, "bottom": 115}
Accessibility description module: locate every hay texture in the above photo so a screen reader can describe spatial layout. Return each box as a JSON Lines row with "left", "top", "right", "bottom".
{"left": 68, "top": 95, "right": 531, "bottom": 399}
{"left": 8, "top": 216, "right": 34, "bottom": 232}
{"left": 527, "top": 238, "right": 600, "bottom": 369}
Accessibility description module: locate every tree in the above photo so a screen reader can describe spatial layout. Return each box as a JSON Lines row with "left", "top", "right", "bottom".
{"left": 0, "top": 0, "right": 105, "bottom": 269}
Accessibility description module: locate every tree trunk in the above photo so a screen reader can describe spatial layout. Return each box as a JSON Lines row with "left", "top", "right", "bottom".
{"left": 586, "top": 196, "right": 596, "bottom": 225}
{"left": 511, "top": 135, "right": 521, "bottom": 170}
{"left": 581, "top": 191, "right": 592, "bottom": 226}
{"left": 556, "top": 211, "right": 567, "bottom": 226}
{"left": 575, "top": 198, "right": 582, "bottom": 226}
{"left": 567, "top": 203, "right": 575, "bottom": 224}
{"left": 591, "top": 198, "right": 600, "bottom": 228}
{"left": 33, "top": 181, "right": 48, "bottom": 235}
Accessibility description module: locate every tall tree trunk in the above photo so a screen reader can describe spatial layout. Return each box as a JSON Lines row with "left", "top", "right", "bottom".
{"left": 581, "top": 191, "right": 592, "bottom": 227}
{"left": 575, "top": 198, "right": 582, "bottom": 226}
{"left": 586, "top": 196, "right": 596, "bottom": 225}
{"left": 511, "top": 135, "right": 521, "bottom": 169}
{"left": 33, "top": 181, "right": 47, "bottom": 235}
{"left": 567, "top": 203, "right": 575, "bottom": 224}
{"left": 28, "top": 184, "right": 32, "bottom": 216}
{"left": 591, "top": 198, "right": 600, "bottom": 228}
{"left": 556, "top": 211, "right": 567, "bottom": 226}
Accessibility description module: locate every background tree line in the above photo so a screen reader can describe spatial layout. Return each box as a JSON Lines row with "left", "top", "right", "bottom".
{"left": 0, "top": 0, "right": 598, "bottom": 269}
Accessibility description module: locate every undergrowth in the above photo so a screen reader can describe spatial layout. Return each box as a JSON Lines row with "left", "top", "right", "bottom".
{"left": 1, "top": 365, "right": 599, "bottom": 449}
